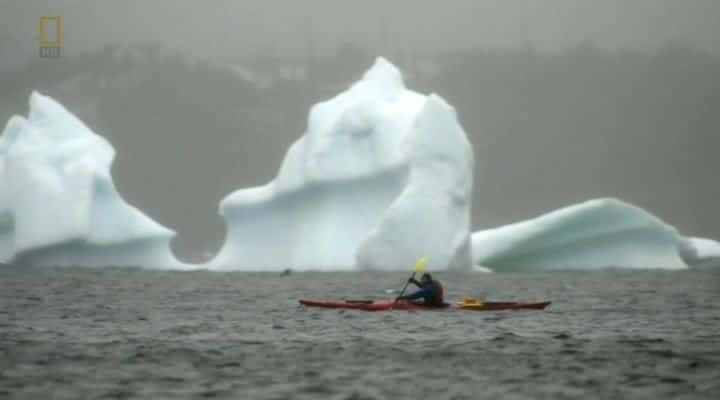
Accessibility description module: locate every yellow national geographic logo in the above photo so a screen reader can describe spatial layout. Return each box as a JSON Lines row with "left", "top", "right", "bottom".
{"left": 39, "top": 16, "right": 62, "bottom": 58}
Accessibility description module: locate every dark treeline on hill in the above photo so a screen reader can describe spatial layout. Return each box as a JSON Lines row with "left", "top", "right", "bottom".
{"left": 1, "top": 42, "right": 718, "bottom": 260}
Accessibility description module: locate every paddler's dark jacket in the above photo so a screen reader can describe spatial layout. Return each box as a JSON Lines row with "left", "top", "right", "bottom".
{"left": 398, "top": 279, "right": 444, "bottom": 306}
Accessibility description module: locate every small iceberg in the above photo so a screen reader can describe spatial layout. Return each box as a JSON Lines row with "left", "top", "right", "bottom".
{"left": 471, "top": 198, "right": 689, "bottom": 271}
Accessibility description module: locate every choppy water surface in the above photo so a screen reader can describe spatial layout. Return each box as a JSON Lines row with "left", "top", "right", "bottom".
{"left": 1, "top": 267, "right": 719, "bottom": 399}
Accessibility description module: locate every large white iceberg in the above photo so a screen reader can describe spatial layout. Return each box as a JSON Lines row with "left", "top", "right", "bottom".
{"left": 0, "top": 59, "right": 474, "bottom": 271}
{"left": 471, "top": 198, "right": 689, "bottom": 271}
{"left": 5, "top": 61, "right": 703, "bottom": 273}
{"left": 211, "top": 58, "right": 474, "bottom": 270}
{"left": 0, "top": 92, "right": 184, "bottom": 269}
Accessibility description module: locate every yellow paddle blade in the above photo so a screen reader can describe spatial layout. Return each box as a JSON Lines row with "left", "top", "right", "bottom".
{"left": 415, "top": 257, "right": 428, "bottom": 272}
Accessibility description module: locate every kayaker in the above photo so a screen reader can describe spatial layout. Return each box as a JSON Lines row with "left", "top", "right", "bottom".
{"left": 396, "top": 273, "right": 445, "bottom": 307}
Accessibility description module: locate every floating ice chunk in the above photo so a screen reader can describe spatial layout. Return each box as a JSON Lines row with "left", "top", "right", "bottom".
{"left": 0, "top": 92, "right": 184, "bottom": 269}
{"left": 679, "top": 236, "right": 720, "bottom": 267}
{"left": 471, "top": 199, "right": 689, "bottom": 271}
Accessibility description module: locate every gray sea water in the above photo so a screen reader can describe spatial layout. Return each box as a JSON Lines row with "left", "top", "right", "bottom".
{"left": 1, "top": 266, "right": 719, "bottom": 400}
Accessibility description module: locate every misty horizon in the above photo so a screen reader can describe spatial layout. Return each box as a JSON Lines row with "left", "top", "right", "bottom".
{"left": 2, "top": 0, "right": 720, "bottom": 71}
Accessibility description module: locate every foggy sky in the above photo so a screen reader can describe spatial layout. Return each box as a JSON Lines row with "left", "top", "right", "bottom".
{"left": 2, "top": 0, "right": 720, "bottom": 70}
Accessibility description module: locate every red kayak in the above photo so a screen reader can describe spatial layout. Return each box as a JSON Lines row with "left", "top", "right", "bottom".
{"left": 299, "top": 299, "right": 551, "bottom": 312}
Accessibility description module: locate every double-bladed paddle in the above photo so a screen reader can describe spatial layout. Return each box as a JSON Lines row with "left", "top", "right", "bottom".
{"left": 395, "top": 257, "right": 428, "bottom": 302}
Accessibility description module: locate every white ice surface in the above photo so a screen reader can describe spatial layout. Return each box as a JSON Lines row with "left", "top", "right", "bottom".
{"left": 679, "top": 236, "right": 720, "bottom": 265}
{"left": 4, "top": 64, "right": 702, "bottom": 273}
{"left": 471, "top": 199, "right": 689, "bottom": 271}
{"left": 0, "top": 92, "right": 184, "bottom": 269}
{"left": 211, "top": 58, "right": 474, "bottom": 271}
